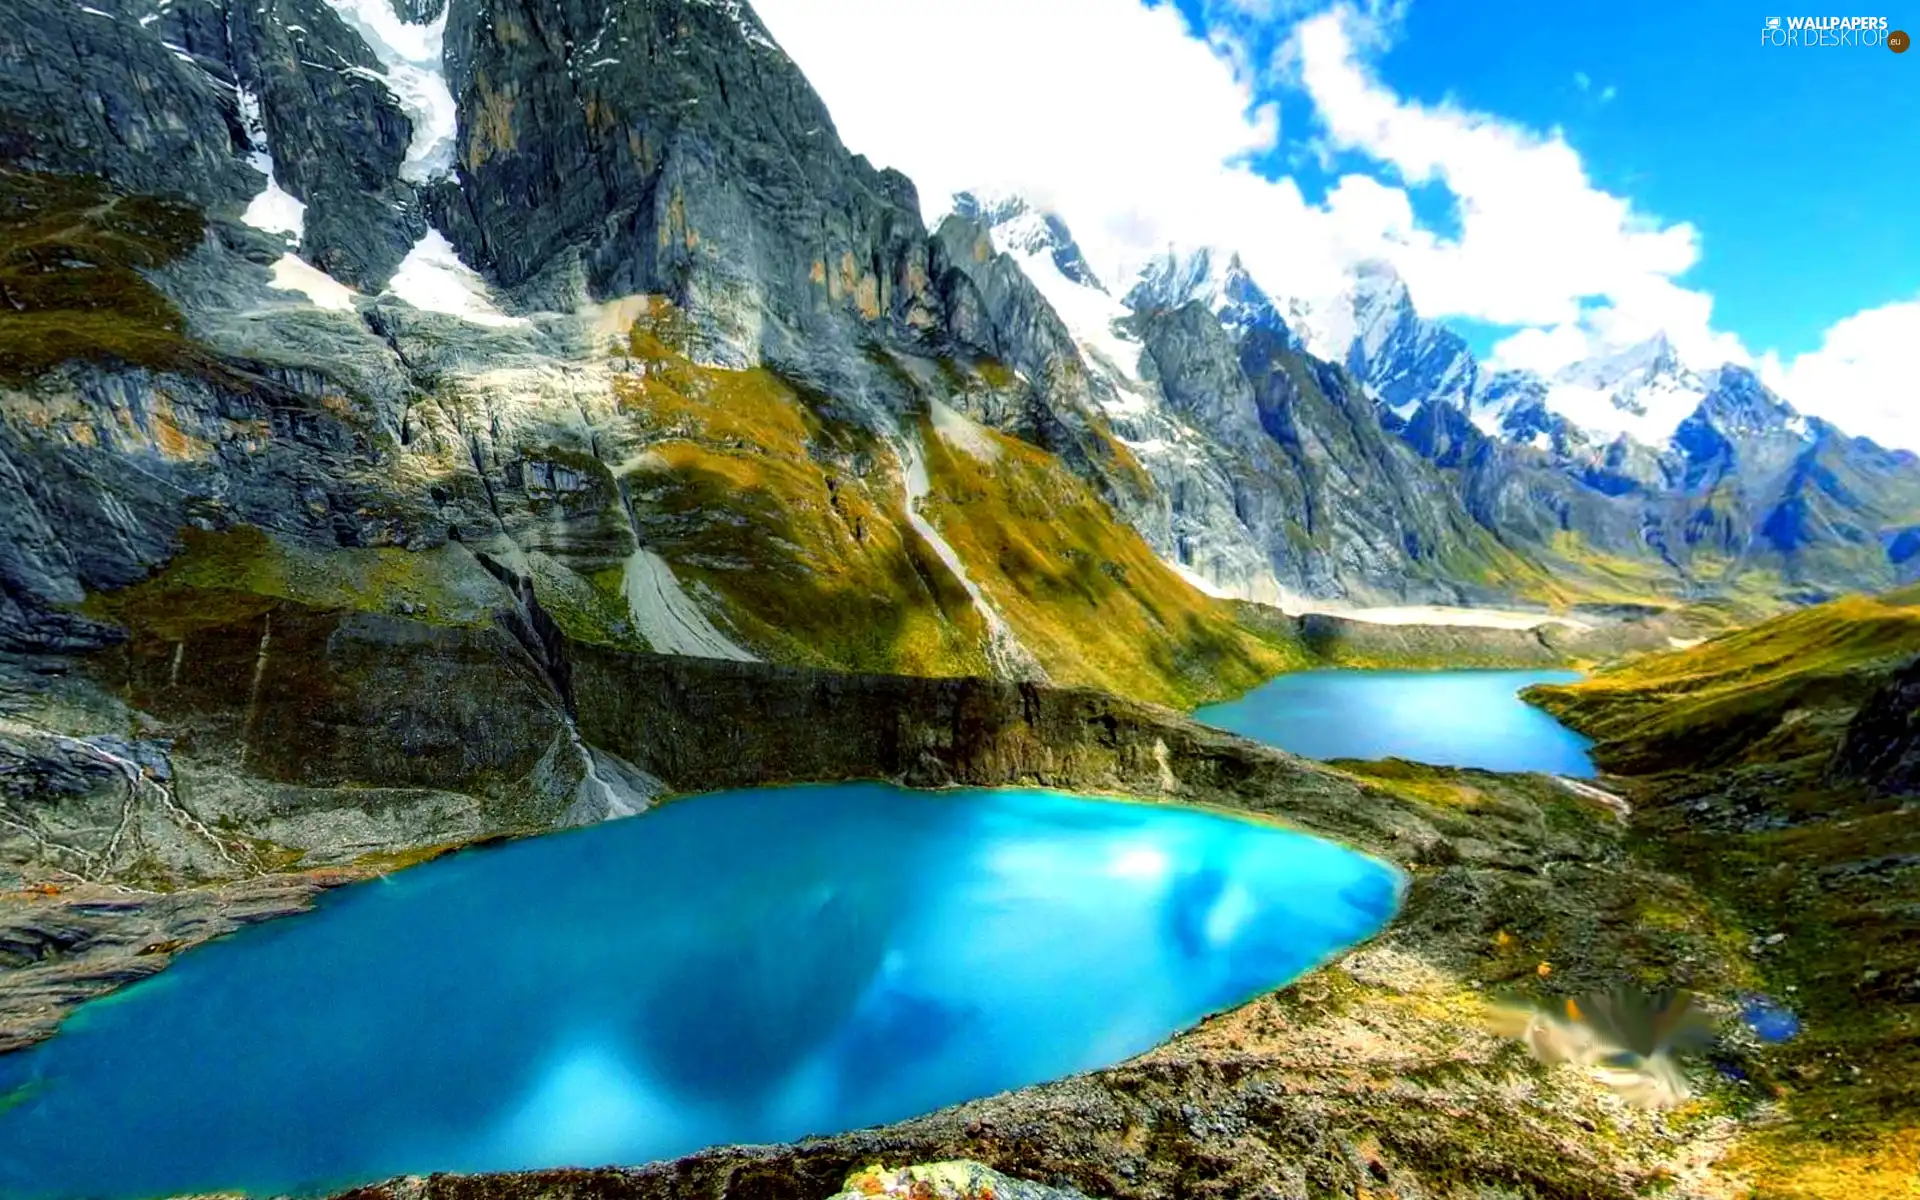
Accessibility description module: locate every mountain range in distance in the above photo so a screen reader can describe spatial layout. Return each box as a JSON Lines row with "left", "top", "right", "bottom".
{"left": 4, "top": 0, "right": 1919, "bottom": 701}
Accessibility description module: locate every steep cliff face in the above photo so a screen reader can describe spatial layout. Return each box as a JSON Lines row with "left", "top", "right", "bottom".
{"left": 434, "top": 0, "right": 937, "bottom": 380}
{"left": 0, "top": 0, "right": 1303, "bottom": 713}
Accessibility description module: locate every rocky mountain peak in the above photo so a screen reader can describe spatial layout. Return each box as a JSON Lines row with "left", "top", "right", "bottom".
{"left": 1469, "top": 370, "right": 1563, "bottom": 449}
{"left": 1689, "top": 365, "right": 1803, "bottom": 437}
{"left": 954, "top": 192, "right": 1105, "bottom": 292}
{"left": 1124, "top": 246, "right": 1287, "bottom": 340}
{"left": 1669, "top": 365, "right": 1815, "bottom": 495}
{"left": 1301, "top": 258, "right": 1475, "bottom": 414}
{"left": 1348, "top": 258, "right": 1412, "bottom": 335}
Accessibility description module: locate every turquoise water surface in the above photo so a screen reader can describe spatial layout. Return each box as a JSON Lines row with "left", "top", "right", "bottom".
{"left": 0, "top": 783, "right": 1402, "bottom": 1200}
{"left": 1195, "top": 668, "right": 1595, "bottom": 776}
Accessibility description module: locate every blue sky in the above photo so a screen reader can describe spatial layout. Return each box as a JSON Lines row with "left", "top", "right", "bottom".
{"left": 756, "top": 0, "right": 1920, "bottom": 446}
{"left": 1176, "top": 0, "right": 1920, "bottom": 361}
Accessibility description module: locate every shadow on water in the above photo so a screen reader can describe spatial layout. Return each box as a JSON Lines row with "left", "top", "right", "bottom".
{"left": 0, "top": 783, "right": 1401, "bottom": 1200}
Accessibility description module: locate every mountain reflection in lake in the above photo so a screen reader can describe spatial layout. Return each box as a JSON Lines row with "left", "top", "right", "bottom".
{"left": 0, "top": 783, "right": 1402, "bottom": 1200}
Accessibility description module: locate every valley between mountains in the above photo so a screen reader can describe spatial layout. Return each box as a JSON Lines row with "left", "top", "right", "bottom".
{"left": 2, "top": 0, "right": 1918, "bottom": 1196}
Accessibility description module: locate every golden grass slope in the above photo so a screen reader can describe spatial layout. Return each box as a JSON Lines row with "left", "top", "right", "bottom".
{"left": 1526, "top": 586, "right": 1920, "bottom": 1199}
{"left": 915, "top": 409, "right": 1302, "bottom": 707}
{"left": 1527, "top": 588, "right": 1920, "bottom": 773}
{"left": 619, "top": 301, "right": 1297, "bottom": 703}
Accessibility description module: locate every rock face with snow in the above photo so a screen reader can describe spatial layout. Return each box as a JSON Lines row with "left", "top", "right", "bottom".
{"left": 1127, "top": 247, "right": 1289, "bottom": 342}
{"left": 961, "top": 205, "right": 1562, "bottom": 605}
{"left": 1294, "top": 259, "right": 1478, "bottom": 414}
{"left": 6, "top": 0, "right": 1920, "bottom": 676}
{"left": 0, "top": 0, "right": 1283, "bottom": 706}
{"left": 957, "top": 190, "right": 1920, "bottom": 603}
{"left": 1275, "top": 257, "right": 1920, "bottom": 596}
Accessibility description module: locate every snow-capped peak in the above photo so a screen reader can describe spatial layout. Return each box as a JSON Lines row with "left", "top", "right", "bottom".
{"left": 1297, "top": 258, "right": 1476, "bottom": 412}
{"left": 958, "top": 191, "right": 1142, "bottom": 383}
{"left": 1124, "top": 246, "right": 1287, "bottom": 340}
{"left": 953, "top": 192, "right": 1105, "bottom": 291}
{"left": 1532, "top": 332, "right": 1708, "bottom": 447}
{"left": 1555, "top": 331, "right": 1685, "bottom": 392}
{"left": 1347, "top": 258, "right": 1413, "bottom": 363}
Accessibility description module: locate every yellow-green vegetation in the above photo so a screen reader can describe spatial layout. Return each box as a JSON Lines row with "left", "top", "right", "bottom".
{"left": 617, "top": 301, "right": 991, "bottom": 677}
{"left": 1529, "top": 590, "right": 1920, "bottom": 773}
{"left": 1527, "top": 590, "right": 1920, "bottom": 1198}
{"left": 81, "top": 526, "right": 510, "bottom": 637}
{"left": 0, "top": 168, "right": 206, "bottom": 382}
{"left": 349, "top": 840, "right": 475, "bottom": 875}
{"left": 520, "top": 551, "right": 646, "bottom": 650}
{"left": 1696, "top": 801, "right": 1920, "bottom": 1199}
{"left": 1167, "top": 759, "right": 1774, "bottom": 1198}
{"left": 1531, "top": 530, "right": 1686, "bottom": 607}
{"left": 916, "top": 413, "right": 1306, "bottom": 707}
{"left": 1339, "top": 758, "right": 1492, "bottom": 811}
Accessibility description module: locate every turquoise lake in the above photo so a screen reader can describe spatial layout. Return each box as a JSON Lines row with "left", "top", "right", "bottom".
{"left": 1194, "top": 668, "right": 1596, "bottom": 776}
{"left": 0, "top": 783, "right": 1402, "bottom": 1200}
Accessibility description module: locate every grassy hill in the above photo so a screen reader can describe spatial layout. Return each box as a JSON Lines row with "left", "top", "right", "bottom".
{"left": 1529, "top": 589, "right": 1920, "bottom": 1198}
{"left": 1527, "top": 587, "right": 1920, "bottom": 774}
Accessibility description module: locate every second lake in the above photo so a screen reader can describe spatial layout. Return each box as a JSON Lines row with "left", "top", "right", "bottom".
{"left": 1194, "top": 668, "right": 1596, "bottom": 776}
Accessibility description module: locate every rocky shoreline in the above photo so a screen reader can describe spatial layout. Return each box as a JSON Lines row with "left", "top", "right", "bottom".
{"left": 322, "top": 758, "right": 1763, "bottom": 1200}
{"left": 4, "top": 559, "right": 1834, "bottom": 1200}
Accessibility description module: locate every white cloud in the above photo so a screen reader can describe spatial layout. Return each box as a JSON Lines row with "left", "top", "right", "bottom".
{"left": 751, "top": 0, "right": 1356, "bottom": 310}
{"left": 754, "top": 0, "right": 1722, "bottom": 353}
{"left": 751, "top": 0, "right": 1917, "bottom": 447}
{"left": 1486, "top": 324, "right": 1591, "bottom": 376}
{"left": 1292, "top": 12, "right": 1709, "bottom": 337}
{"left": 1761, "top": 298, "right": 1920, "bottom": 450}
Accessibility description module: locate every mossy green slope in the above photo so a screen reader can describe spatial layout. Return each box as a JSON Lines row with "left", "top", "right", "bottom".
{"left": 1529, "top": 590, "right": 1920, "bottom": 1198}
{"left": 0, "top": 168, "right": 206, "bottom": 382}
{"left": 615, "top": 303, "right": 993, "bottom": 678}
{"left": 616, "top": 300, "right": 1299, "bottom": 702}
{"left": 1528, "top": 590, "right": 1920, "bottom": 773}
{"left": 916, "top": 411, "right": 1304, "bottom": 707}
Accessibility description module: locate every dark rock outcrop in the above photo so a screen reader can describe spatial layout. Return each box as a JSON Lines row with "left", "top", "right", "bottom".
{"left": 436, "top": 0, "right": 940, "bottom": 378}
{"left": 0, "top": 0, "right": 254, "bottom": 206}
{"left": 1829, "top": 653, "right": 1920, "bottom": 794}
{"left": 230, "top": 0, "right": 426, "bottom": 285}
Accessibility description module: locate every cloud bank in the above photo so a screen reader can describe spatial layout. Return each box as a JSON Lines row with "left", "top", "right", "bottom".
{"left": 750, "top": 0, "right": 1916, "bottom": 448}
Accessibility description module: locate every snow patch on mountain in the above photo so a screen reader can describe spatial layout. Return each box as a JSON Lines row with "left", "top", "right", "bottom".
{"left": 268, "top": 254, "right": 356, "bottom": 310}
{"left": 237, "top": 88, "right": 305, "bottom": 239}
{"left": 688, "top": 0, "right": 779, "bottom": 52}
{"left": 389, "top": 231, "right": 525, "bottom": 326}
{"left": 317, "top": 0, "right": 455, "bottom": 182}
{"left": 966, "top": 193, "right": 1149, "bottom": 391}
